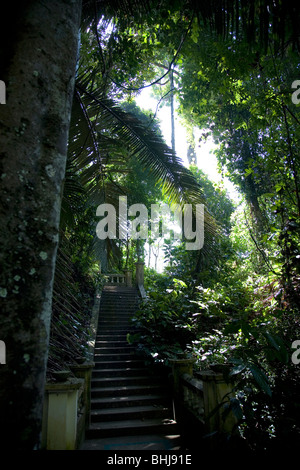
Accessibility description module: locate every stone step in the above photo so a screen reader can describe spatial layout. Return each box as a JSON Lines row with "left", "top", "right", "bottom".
{"left": 94, "top": 342, "right": 133, "bottom": 349}
{"left": 97, "top": 326, "right": 135, "bottom": 332}
{"left": 94, "top": 352, "right": 136, "bottom": 362}
{"left": 83, "top": 284, "right": 180, "bottom": 446}
{"left": 100, "top": 302, "right": 137, "bottom": 306}
{"left": 97, "top": 322, "right": 131, "bottom": 328}
{"left": 93, "top": 359, "right": 146, "bottom": 369}
{"left": 102, "top": 286, "right": 138, "bottom": 292}
{"left": 98, "top": 316, "right": 132, "bottom": 320}
{"left": 101, "top": 300, "right": 137, "bottom": 303}
{"left": 100, "top": 304, "right": 135, "bottom": 307}
{"left": 94, "top": 340, "right": 130, "bottom": 347}
{"left": 98, "top": 314, "right": 132, "bottom": 318}
{"left": 96, "top": 334, "right": 129, "bottom": 340}
{"left": 92, "top": 368, "right": 150, "bottom": 378}
{"left": 99, "top": 315, "right": 135, "bottom": 318}
{"left": 100, "top": 304, "right": 137, "bottom": 308}
{"left": 100, "top": 303, "right": 138, "bottom": 306}
{"left": 99, "top": 305, "right": 137, "bottom": 310}
{"left": 94, "top": 340, "right": 133, "bottom": 347}
{"left": 96, "top": 334, "right": 131, "bottom": 340}
{"left": 91, "top": 394, "right": 170, "bottom": 410}
{"left": 86, "top": 418, "right": 178, "bottom": 439}
{"left": 94, "top": 346, "right": 135, "bottom": 354}
{"left": 101, "top": 298, "right": 138, "bottom": 302}
{"left": 91, "top": 375, "right": 160, "bottom": 388}
{"left": 99, "top": 308, "right": 134, "bottom": 313}
{"left": 96, "top": 330, "right": 135, "bottom": 337}
{"left": 91, "top": 384, "right": 165, "bottom": 398}
{"left": 90, "top": 404, "right": 171, "bottom": 422}
{"left": 100, "top": 298, "right": 138, "bottom": 303}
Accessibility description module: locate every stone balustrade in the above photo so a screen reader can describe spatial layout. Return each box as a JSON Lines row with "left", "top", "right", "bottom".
{"left": 105, "top": 273, "right": 126, "bottom": 284}
{"left": 170, "top": 359, "right": 237, "bottom": 446}
{"left": 41, "top": 273, "right": 238, "bottom": 450}
{"left": 42, "top": 361, "right": 94, "bottom": 450}
{"left": 181, "top": 373, "right": 205, "bottom": 424}
{"left": 103, "top": 262, "right": 146, "bottom": 297}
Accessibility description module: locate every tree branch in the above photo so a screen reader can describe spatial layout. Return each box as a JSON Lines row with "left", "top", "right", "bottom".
{"left": 106, "top": 13, "right": 195, "bottom": 92}
{"left": 244, "top": 210, "right": 280, "bottom": 276}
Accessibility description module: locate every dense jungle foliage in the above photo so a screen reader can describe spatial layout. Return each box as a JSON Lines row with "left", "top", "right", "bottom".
{"left": 48, "top": 0, "right": 300, "bottom": 454}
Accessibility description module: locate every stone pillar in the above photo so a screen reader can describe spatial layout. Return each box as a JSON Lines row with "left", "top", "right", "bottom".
{"left": 169, "top": 358, "right": 195, "bottom": 396}
{"left": 135, "top": 262, "right": 144, "bottom": 287}
{"left": 124, "top": 269, "right": 132, "bottom": 287}
{"left": 169, "top": 357, "right": 196, "bottom": 443}
{"left": 197, "top": 369, "right": 237, "bottom": 435}
{"left": 43, "top": 378, "right": 84, "bottom": 450}
{"left": 70, "top": 362, "right": 94, "bottom": 429}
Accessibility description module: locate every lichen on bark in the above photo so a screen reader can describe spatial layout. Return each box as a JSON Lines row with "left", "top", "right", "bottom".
{"left": 0, "top": 0, "right": 82, "bottom": 450}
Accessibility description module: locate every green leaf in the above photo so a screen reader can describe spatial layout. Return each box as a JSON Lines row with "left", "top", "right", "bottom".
{"left": 229, "top": 398, "right": 244, "bottom": 421}
{"left": 229, "top": 363, "right": 246, "bottom": 376}
{"left": 223, "top": 320, "right": 241, "bottom": 334}
{"left": 263, "top": 332, "right": 280, "bottom": 351}
{"left": 248, "top": 363, "right": 272, "bottom": 397}
{"left": 173, "top": 278, "right": 187, "bottom": 288}
{"left": 263, "top": 332, "right": 289, "bottom": 364}
{"left": 245, "top": 168, "right": 253, "bottom": 177}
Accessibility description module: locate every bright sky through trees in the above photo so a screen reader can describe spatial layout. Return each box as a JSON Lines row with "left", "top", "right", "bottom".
{"left": 135, "top": 88, "right": 240, "bottom": 203}
{"left": 135, "top": 88, "right": 240, "bottom": 271}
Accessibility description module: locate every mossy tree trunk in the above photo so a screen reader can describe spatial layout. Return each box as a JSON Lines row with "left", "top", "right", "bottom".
{"left": 0, "top": 0, "right": 82, "bottom": 450}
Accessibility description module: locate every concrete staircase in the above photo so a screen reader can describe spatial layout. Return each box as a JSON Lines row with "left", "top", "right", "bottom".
{"left": 85, "top": 284, "right": 179, "bottom": 442}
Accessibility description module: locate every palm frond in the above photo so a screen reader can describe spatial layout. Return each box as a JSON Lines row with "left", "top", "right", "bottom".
{"left": 65, "top": 75, "right": 220, "bottom": 272}
{"left": 81, "top": 0, "right": 300, "bottom": 52}
{"left": 74, "top": 81, "right": 218, "bottom": 235}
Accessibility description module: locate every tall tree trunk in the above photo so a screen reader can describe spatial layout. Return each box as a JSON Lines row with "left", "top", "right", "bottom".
{"left": 170, "top": 67, "right": 176, "bottom": 154}
{"left": 0, "top": 0, "right": 82, "bottom": 450}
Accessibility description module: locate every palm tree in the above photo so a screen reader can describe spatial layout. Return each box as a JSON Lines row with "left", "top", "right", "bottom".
{"left": 1, "top": 0, "right": 298, "bottom": 450}
{"left": 65, "top": 76, "right": 218, "bottom": 255}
